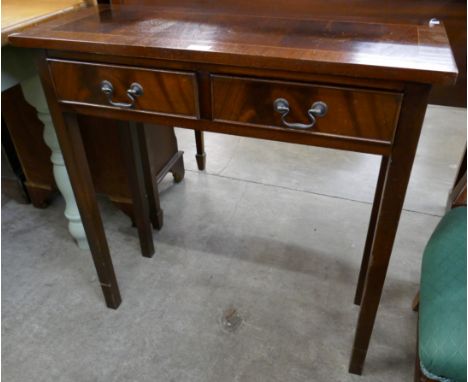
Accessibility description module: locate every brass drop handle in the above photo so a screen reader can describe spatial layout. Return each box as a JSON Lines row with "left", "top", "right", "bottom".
{"left": 100, "top": 80, "right": 144, "bottom": 109}
{"left": 273, "top": 98, "right": 327, "bottom": 129}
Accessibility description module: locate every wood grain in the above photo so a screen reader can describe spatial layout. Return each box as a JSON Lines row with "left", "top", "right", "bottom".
{"left": 9, "top": 3, "right": 457, "bottom": 85}
{"left": 354, "top": 155, "right": 389, "bottom": 305}
{"left": 107, "top": 0, "right": 468, "bottom": 107}
{"left": 10, "top": 1, "right": 459, "bottom": 374}
{"left": 37, "top": 50, "right": 121, "bottom": 309}
{"left": 49, "top": 59, "right": 199, "bottom": 117}
{"left": 349, "top": 83, "right": 431, "bottom": 374}
{"left": 212, "top": 75, "right": 402, "bottom": 142}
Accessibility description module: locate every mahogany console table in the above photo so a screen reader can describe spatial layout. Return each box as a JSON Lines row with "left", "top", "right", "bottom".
{"left": 10, "top": 1, "right": 457, "bottom": 375}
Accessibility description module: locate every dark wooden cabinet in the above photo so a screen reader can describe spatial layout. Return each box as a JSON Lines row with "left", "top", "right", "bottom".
{"left": 2, "top": 84, "right": 56, "bottom": 207}
{"left": 79, "top": 115, "right": 184, "bottom": 225}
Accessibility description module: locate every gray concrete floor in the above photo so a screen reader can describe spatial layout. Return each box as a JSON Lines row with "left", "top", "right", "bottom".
{"left": 2, "top": 105, "right": 466, "bottom": 381}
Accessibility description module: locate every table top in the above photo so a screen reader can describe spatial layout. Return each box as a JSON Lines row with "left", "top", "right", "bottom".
{"left": 1, "top": 0, "right": 94, "bottom": 46}
{"left": 9, "top": 1, "right": 458, "bottom": 84}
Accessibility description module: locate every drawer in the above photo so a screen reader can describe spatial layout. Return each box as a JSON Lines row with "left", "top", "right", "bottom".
{"left": 212, "top": 75, "right": 402, "bottom": 142}
{"left": 49, "top": 60, "right": 199, "bottom": 118}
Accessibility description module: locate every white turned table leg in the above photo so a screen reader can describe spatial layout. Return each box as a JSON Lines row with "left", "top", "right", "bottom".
{"left": 21, "top": 75, "right": 89, "bottom": 250}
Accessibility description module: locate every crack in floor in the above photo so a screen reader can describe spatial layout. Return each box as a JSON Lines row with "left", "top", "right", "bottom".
{"left": 184, "top": 169, "right": 445, "bottom": 218}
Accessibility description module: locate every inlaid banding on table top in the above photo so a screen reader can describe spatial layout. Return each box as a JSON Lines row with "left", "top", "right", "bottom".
{"left": 48, "top": 59, "right": 199, "bottom": 118}
{"left": 56, "top": 9, "right": 418, "bottom": 44}
{"left": 9, "top": 3, "right": 457, "bottom": 84}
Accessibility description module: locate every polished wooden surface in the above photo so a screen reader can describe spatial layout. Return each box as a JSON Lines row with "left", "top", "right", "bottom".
{"left": 1, "top": 0, "right": 186, "bottom": 227}
{"left": 9, "top": 1, "right": 458, "bottom": 375}
{"left": 10, "top": 2, "right": 457, "bottom": 84}
{"left": 116, "top": 0, "right": 466, "bottom": 107}
{"left": 50, "top": 60, "right": 199, "bottom": 117}
{"left": 212, "top": 75, "right": 402, "bottom": 142}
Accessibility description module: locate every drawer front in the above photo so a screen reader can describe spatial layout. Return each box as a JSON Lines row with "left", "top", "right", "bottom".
{"left": 49, "top": 60, "right": 199, "bottom": 117}
{"left": 212, "top": 75, "right": 402, "bottom": 142}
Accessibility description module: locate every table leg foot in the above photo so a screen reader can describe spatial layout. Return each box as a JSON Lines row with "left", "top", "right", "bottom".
{"left": 195, "top": 130, "right": 206, "bottom": 171}
{"left": 171, "top": 155, "right": 185, "bottom": 183}
{"left": 151, "top": 208, "right": 164, "bottom": 231}
{"left": 349, "top": 347, "right": 365, "bottom": 375}
{"left": 195, "top": 153, "right": 206, "bottom": 171}
{"left": 102, "top": 283, "right": 122, "bottom": 309}
{"left": 24, "top": 183, "right": 54, "bottom": 208}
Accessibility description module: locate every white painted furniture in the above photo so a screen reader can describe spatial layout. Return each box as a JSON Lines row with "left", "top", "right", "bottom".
{"left": 1, "top": 0, "right": 91, "bottom": 249}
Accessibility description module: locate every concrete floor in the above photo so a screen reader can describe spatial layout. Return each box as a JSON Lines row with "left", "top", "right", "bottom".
{"left": 2, "top": 105, "right": 466, "bottom": 381}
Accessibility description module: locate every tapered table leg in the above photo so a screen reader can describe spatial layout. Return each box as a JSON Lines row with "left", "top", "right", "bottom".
{"left": 354, "top": 155, "right": 389, "bottom": 305}
{"left": 62, "top": 113, "right": 122, "bottom": 308}
{"left": 119, "top": 121, "right": 155, "bottom": 258}
{"left": 37, "top": 53, "right": 121, "bottom": 308}
{"left": 349, "top": 83, "right": 431, "bottom": 374}
{"left": 194, "top": 130, "right": 206, "bottom": 170}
